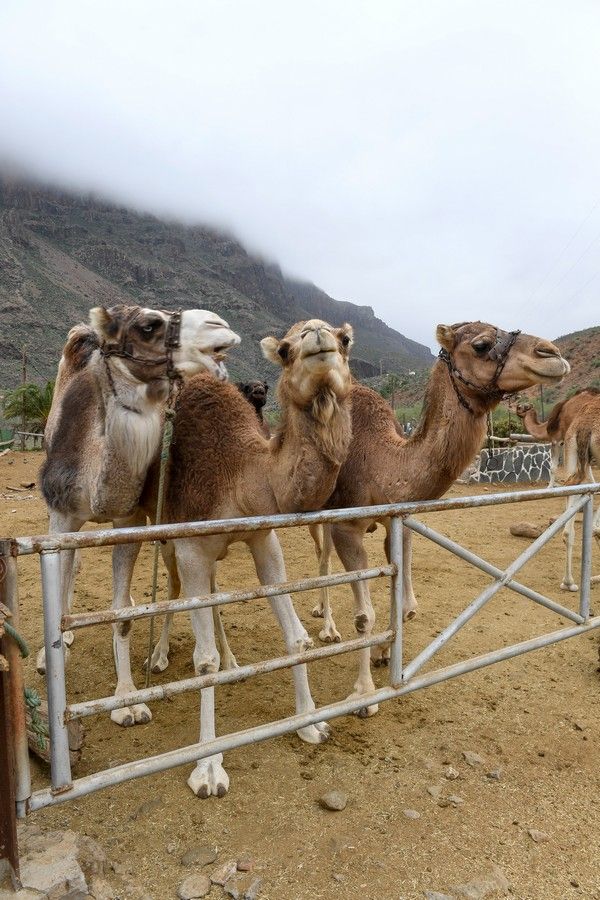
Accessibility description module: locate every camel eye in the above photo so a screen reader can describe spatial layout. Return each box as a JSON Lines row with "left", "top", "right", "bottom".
{"left": 341, "top": 334, "right": 351, "bottom": 347}
{"left": 472, "top": 340, "right": 492, "bottom": 354}
{"left": 141, "top": 320, "right": 160, "bottom": 334}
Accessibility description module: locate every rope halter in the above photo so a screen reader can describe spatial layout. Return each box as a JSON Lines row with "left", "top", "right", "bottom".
{"left": 438, "top": 328, "right": 522, "bottom": 416}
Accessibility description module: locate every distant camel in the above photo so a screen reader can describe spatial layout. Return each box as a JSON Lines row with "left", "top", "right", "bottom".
{"left": 236, "top": 380, "right": 270, "bottom": 437}
{"left": 516, "top": 388, "right": 599, "bottom": 486}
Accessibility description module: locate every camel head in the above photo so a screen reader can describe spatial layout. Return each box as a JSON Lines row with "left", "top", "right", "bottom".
{"left": 515, "top": 402, "right": 534, "bottom": 419}
{"left": 260, "top": 319, "right": 354, "bottom": 406}
{"left": 237, "top": 380, "right": 269, "bottom": 411}
{"left": 90, "top": 305, "right": 240, "bottom": 384}
{"left": 436, "top": 322, "right": 569, "bottom": 406}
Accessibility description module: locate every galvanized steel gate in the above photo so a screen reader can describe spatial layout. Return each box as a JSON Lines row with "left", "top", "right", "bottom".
{"left": 1, "top": 483, "right": 599, "bottom": 885}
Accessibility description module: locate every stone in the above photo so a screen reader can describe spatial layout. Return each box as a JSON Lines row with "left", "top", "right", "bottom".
{"left": 319, "top": 790, "right": 347, "bottom": 811}
{"left": 452, "top": 865, "right": 510, "bottom": 898}
{"left": 181, "top": 845, "right": 218, "bottom": 867}
{"left": 237, "top": 854, "right": 254, "bottom": 872}
{"left": 210, "top": 859, "right": 238, "bottom": 886}
{"left": 18, "top": 830, "right": 89, "bottom": 898}
{"left": 427, "top": 784, "right": 443, "bottom": 799}
{"left": 462, "top": 751, "right": 485, "bottom": 767}
{"left": 87, "top": 875, "right": 117, "bottom": 900}
{"left": 527, "top": 829, "right": 550, "bottom": 843}
{"left": 486, "top": 769, "right": 502, "bottom": 780}
{"left": 438, "top": 794, "right": 464, "bottom": 808}
{"left": 177, "top": 873, "right": 211, "bottom": 899}
{"left": 510, "top": 522, "right": 543, "bottom": 539}
{"left": 403, "top": 808, "right": 421, "bottom": 820}
{"left": 224, "top": 874, "right": 262, "bottom": 900}
{"left": 130, "top": 797, "right": 163, "bottom": 820}
{"left": 444, "top": 766, "right": 460, "bottom": 780}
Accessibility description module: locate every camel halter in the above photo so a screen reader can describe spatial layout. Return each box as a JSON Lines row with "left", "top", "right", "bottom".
{"left": 101, "top": 308, "right": 183, "bottom": 409}
{"left": 438, "top": 328, "right": 521, "bottom": 416}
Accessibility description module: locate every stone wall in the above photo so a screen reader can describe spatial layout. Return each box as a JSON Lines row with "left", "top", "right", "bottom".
{"left": 468, "top": 443, "right": 551, "bottom": 484}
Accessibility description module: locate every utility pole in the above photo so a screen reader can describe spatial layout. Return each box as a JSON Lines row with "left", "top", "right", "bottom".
{"left": 20, "top": 345, "right": 27, "bottom": 452}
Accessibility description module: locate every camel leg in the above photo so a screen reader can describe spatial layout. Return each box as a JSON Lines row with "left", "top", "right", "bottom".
{"left": 331, "top": 523, "right": 378, "bottom": 717}
{"left": 561, "top": 437, "right": 580, "bottom": 593}
{"left": 592, "top": 502, "right": 600, "bottom": 587}
{"left": 210, "top": 568, "right": 239, "bottom": 671}
{"left": 110, "top": 510, "right": 152, "bottom": 726}
{"left": 312, "top": 524, "right": 342, "bottom": 644}
{"left": 549, "top": 442, "right": 560, "bottom": 489}
{"left": 248, "top": 529, "right": 330, "bottom": 745}
{"left": 372, "top": 526, "right": 418, "bottom": 665}
{"left": 146, "top": 541, "right": 178, "bottom": 674}
{"left": 177, "top": 537, "right": 229, "bottom": 798}
{"left": 36, "top": 510, "right": 84, "bottom": 675}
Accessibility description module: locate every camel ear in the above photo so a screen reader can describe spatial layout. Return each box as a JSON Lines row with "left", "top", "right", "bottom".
{"left": 90, "top": 307, "right": 119, "bottom": 339}
{"left": 261, "top": 336, "right": 285, "bottom": 366}
{"left": 436, "top": 324, "right": 456, "bottom": 351}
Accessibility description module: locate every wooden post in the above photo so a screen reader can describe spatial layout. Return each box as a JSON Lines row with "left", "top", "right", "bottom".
{"left": 20, "top": 346, "right": 27, "bottom": 452}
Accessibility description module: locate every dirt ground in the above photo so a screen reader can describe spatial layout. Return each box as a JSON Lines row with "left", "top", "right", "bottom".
{"left": 3, "top": 451, "right": 600, "bottom": 900}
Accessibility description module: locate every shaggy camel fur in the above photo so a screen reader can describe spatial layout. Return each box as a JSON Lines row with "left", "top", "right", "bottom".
{"left": 141, "top": 318, "right": 354, "bottom": 798}
{"left": 236, "top": 380, "right": 270, "bottom": 438}
{"left": 315, "top": 322, "right": 569, "bottom": 715}
{"left": 516, "top": 389, "right": 598, "bottom": 486}
{"left": 38, "top": 305, "right": 240, "bottom": 726}
{"left": 558, "top": 392, "right": 600, "bottom": 592}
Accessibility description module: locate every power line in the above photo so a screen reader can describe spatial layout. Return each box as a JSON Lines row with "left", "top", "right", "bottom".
{"left": 527, "top": 197, "right": 600, "bottom": 304}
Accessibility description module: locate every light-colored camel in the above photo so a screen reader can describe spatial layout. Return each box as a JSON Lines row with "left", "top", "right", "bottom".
{"left": 141, "top": 318, "right": 354, "bottom": 797}
{"left": 313, "top": 322, "right": 569, "bottom": 715}
{"left": 516, "top": 390, "right": 598, "bottom": 486}
{"left": 558, "top": 392, "right": 600, "bottom": 592}
{"left": 38, "top": 304, "right": 241, "bottom": 726}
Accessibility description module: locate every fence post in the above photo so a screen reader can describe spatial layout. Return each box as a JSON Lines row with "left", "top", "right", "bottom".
{"left": 579, "top": 494, "right": 594, "bottom": 622}
{"left": 389, "top": 516, "right": 404, "bottom": 687}
{"left": 0, "top": 541, "right": 21, "bottom": 887}
{"left": 40, "top": 550, "right": 73, "bottom": 793}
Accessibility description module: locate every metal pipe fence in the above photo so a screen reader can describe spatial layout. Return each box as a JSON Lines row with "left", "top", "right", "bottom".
{"left": 1, "top": 483, "right": 599, "bottom": 834}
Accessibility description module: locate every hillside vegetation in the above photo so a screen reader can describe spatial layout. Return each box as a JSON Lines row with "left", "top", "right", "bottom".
{"left": 0, "top": 175, "right": 433, "bottom": 387}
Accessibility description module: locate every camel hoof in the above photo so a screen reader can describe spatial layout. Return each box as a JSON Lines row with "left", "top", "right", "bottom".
{"left": 111, "top": 707, "right": 135, "bottom": 727}
{"left": 145, "top": 653, "right": 169, "bottom": 674}
{"left": 318, "top": 625, "right": 342, "bottom": 643}
{"left": 311, "top": 604, "right": 324, "bottom": 619}
{"left": 187, "top": 759, "right": 229, "bottom": 798}
{"left": 297, "top": 721, "right": 330, "bottom": 744}
{"left": 560, "top": 582, "right": 579, "bottom": 593}
{"left": 356, "top": 703, "right": 379, "bottom": 718}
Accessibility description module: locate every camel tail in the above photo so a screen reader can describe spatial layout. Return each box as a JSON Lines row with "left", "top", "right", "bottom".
{"left": 565, "top": 426, "right": 593, "bottom": 485}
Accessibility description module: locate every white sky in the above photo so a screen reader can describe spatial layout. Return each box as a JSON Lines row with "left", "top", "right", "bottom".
{"left": 1, "top": 0, "right": 599, "bottom": 349}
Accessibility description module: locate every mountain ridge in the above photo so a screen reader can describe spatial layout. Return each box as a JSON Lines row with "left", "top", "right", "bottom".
{"left": 0, "top": 175, "right": 434, "bottom": 387}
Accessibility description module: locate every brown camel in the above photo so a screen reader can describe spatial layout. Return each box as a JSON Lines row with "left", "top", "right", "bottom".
{"left": 140, "top": 318, "right": 354, "bottom": 797}
{"left": 516, "top": 389, "right": 599, "bottom": 486}
{"left": 558, "top": 392, "right": 600, "bottom": 591}
{"left": 315, "top": 322, "right": 569, "bottom": 715}
{"left": 38, "top": 305, "right": 241, "bottom": 727}
{"left": 236, "top": 380, "right": 271, "bottom": 438}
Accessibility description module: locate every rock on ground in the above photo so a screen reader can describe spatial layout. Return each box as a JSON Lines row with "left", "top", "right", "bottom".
{"left": 452, "top": 865, "right": 510, "bottom": 898}
{"left": 319, "top": 790, "right": 348, "bottom": 811}
{"left": 177, "top": 872, "right": 211, "bottom": 899}
{"left": 509, "top": 521, "right": 543, "bottom": 539}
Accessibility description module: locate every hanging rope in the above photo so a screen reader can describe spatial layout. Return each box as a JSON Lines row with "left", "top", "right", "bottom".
{"left": 3, "top": 621, "right": 30, "bottom": 658}
{"left": 144, "top": 406, "right": 177, "bottom": 688}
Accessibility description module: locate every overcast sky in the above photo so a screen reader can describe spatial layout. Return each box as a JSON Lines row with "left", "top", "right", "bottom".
{"left": 1, "top": 1, "right": 599, "bottom": 349}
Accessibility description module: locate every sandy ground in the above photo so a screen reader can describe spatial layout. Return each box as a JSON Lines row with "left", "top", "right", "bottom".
{"left": 2, "top": 451, "right": 600, "bottom": 900}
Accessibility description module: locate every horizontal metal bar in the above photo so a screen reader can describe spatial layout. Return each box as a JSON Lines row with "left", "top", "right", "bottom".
{"left": 66, "top": 630, "right": 394, "bottom": 720}
{"left": 29, "top": 614, "right": 600, "bottom": 812}
{"left": 63, "top": 566, "right": 394, "bottom": 631}
{"left": 11, "top": 484, "right": 600, "bottom": 555}
{"left": 404, "top": 517, "right": 584, "bottom": 624}
{"left": 402, "top": 496, "right": 588, "bottom": 680}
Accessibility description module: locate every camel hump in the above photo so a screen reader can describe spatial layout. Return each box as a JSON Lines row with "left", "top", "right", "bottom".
{"left": 546, "top": 397, "right": 567, "bottom": 436}
{"left": 62, "top": 324, "right": 100, "bottom": 372}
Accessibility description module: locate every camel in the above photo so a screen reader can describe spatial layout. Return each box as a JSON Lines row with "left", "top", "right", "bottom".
{"left": 236, "top": 380, "right": 270, "bottom": 438}
{"left": 516, "top": 389, "right": 598, "bottom": 486}
{"left": 557, "top": 392, "right": 600, "bottom": 592}
{"left": 38, "top": 304, "right": 241, "bottom": 726}
{"left": 312, "top": 322, "right": 569, "bottom": 715}
{"left": 140, "top": 318, "right": 354, "bottom": 797}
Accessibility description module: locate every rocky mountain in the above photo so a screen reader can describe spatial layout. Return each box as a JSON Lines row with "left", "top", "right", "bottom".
{"left": 0, "top": 175, "right": 434, "bottom": 388}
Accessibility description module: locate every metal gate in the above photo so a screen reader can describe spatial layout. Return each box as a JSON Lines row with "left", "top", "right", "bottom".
{"left": 1, "top": 483, "right": 598, "bottom": 884}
